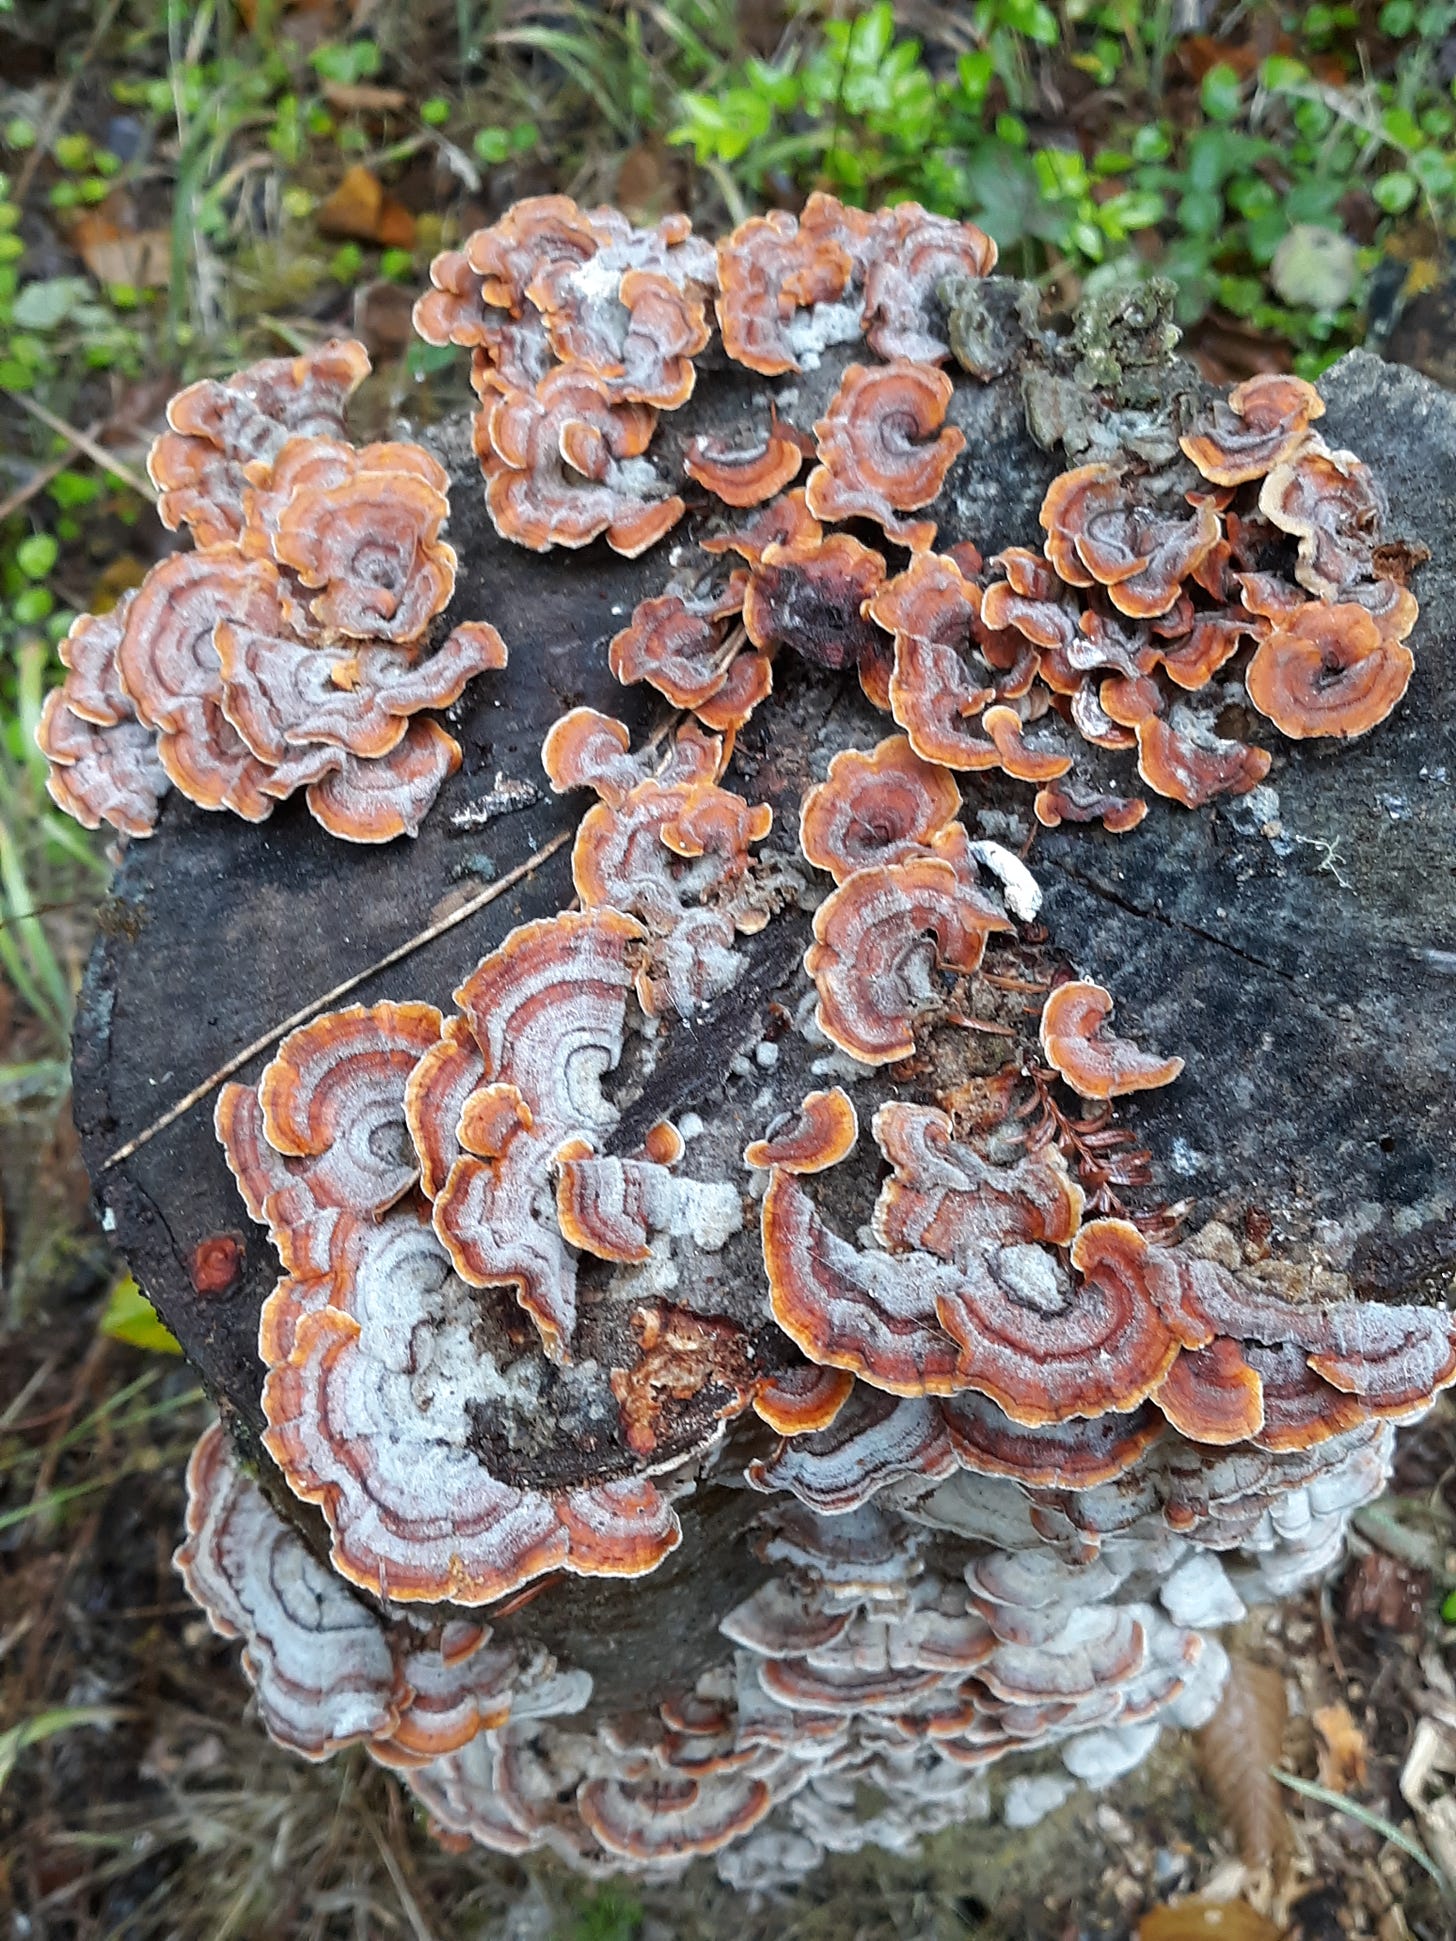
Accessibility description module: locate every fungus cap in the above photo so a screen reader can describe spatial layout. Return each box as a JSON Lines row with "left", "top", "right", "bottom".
{"left": 804, "top": 857, "right": 1010, "bottom": 1065}
{"left": 805, "top": 361, "right": 965, "bottom": 551}
{"left": 1245, "top": 602, "right": 1414, "bottom": 739}
{"left": 683, "top": 417, "right": 808, "bottom": 507}
{"left": 745, "top": 1088, "right": 860, "bottom": 1174}
{"left": 798, "top": 734, "right": 963, "bottom": 885}
{"left": 1179, "top": 374, "right": 1325, "bottom": 487}
{"left": 1039, "top": 981, "right": 1184, "bottom": 1099}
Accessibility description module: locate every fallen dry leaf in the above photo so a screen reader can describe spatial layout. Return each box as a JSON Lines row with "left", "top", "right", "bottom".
{"left": 1139, "top": 1899, "right": 1284, "bottom": 1940}
{"left": 80, "top": 229, "right": 171, "bottom": 289}
{"left": 316, "top": 164, "right": 416, "bottom": 249}
{"left": 1313, "top": 1701, "right": 1368, "bottom": 1793}
{"left": 1342, "top": 1549, "right": 1428, "bottom": 1634}
{"left": 321, "top": 80, "right": 409, "bottom": 114}
{"left": 615, "top": 139, "right": 675, "bottom": 223}
{"left": 1196, "top": 1655, "right": 1290, "bottom": 1871}
{"left": 68, "top": 211, "right": 171, "bottom": 289}
{"left": 352, "top": 277, "right": 416, "bottom": 357}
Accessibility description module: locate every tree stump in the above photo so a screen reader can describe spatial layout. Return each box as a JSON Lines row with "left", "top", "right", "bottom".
{"left": 69, "top": 337, "right": 1456, "bottom": 1866}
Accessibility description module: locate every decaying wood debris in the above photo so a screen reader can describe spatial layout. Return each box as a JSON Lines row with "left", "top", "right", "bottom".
{"left": 58, "top": 194, "right": 1456, "bottom": 1886}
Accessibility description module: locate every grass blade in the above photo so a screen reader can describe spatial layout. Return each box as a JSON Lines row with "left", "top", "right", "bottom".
{"left": 1271, "top": 1768, "right": 1452, "bottom": 1894}
{"left": 0, "top": 1707, "right": 126, "bottom": 1794}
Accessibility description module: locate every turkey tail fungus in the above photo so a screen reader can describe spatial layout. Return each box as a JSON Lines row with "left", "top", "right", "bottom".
{"left": 60, "top": 197, "right": 1456, "bottom": 1890}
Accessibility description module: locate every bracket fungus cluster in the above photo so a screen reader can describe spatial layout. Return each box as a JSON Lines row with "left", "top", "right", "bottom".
{"left": 39, "top": 339, "right": 507, "bottom": 842}
{"left": 59, "top": 194, "right": 1452, "bottom": 1889}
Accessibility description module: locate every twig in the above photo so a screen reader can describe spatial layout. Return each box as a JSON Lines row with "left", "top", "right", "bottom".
{"left": 0, "top": 421, "right": 105, "bottom": 524}
{"left": 1319, "top": 1579, "right": 1349, "bottom": 1687}
{"left": 102, "top": 828, "right": 571, "bottom": 1169}
{"left": 944, "top": 1010, "right": 1017, "bottom": 1037}
{"left": 6, "top": 393, "right": 154, "bottom": 503}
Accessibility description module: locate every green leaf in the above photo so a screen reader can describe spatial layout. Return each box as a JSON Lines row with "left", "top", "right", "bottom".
{"left": 15, "top": 533, "right": 57, "bottom": 580}
{"left": 1411, "top": 147, "right": 1456, "bottom": 195}
{"left": 1381, "top": 106, "right": 1425, "bottom": 150}
{"left": 1200, "top": 63, "right": 1243, "bottom": 123}
{"left": 11, "top": 275, "right": 91, "bottom": 330}
{"left": 52, "top": 132, "right": 92, "bottom": 173}
{"left": 1441, "top": 1586, "right": 1456, "bottom": 1624}
{"left": 1131, "top": 124, "right": 1172, "bottom": 163}
{"left": 1259, "top": 55, "right": 1309, "bottom": 90}
{"left": 407, "top": 339, "right": 460, "bottom": 379}
{"left": 98, "top": 1275, "right": 181, "bottom": 1354}
{"left": 329, "top": 241, "right": 365, "bottom": 283}
{"left": 310, "top": 38, "right": 382, "bottom": 84}
{"left": 957, "top": 49, "right": 993, "bottom": 107}
{"left": 473, "top": 126, "right": 511, "bottom": 164}
{"left": 1374, "top": 169, "right": 1419, "bottom": 213}
{"left": 1177, "top": 187, "right": 1223, "bottom": 237}
{"left": 12, "top": 586, "right": 53, "bottom": 624}
{"left": 1098, "top": 188, "right": 1165, "bottom": 235}
{"left": 1186, "top": 129, "right": 1235, "bottom": 193}
{"left": 1002, "top": 0, "right": 1059, "bottom": 44}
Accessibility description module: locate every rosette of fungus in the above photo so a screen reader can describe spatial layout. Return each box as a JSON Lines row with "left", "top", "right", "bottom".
{"left": 1038, "top": 982, "right": 1184, "bottom": 1099}
{"left": 714, "top": 205, "right": 860, "bottom": 376}
{"left": 1134, "top": 707, "right": 1272, "bottom": 812}
{"left": 869, "top": 550, "right": 1000, "bottom": 769}
{"left": 242, "top": 438, "right": 457, "bottom": 644}
{"left": 608, "top": 581, "right": 748, "bottom": 715}
{"left": 556, "top": 716, "right": 774, "bottom": 1017}
{"left": 257, "top": 1204, "right": 682, "bottom": 1602}
{"left": 798, "top": 734, "right": 964, "bottom": 884}
{"left": 714, "top": 195, "right": 994, "bottom": 377}
{"left": 218, "top": 620, "right": 505, "bottom": 766}
{"left": 805, "top": 361, "right": 965, "bottom": 551}
{"left": 110, "top": 549, "right": 309, "bottom": 820}
{"left": 37, "top": 599, "right": 170, "bottom": 837}
{"left": 41, "top": 341, "right": 504, "bottom": 844}
{"left": 526, "top": 214, "right": 716, "bottom": 409}
{"left": 684, "top": 413, "right": 810, "bottom": 507}
{"left": 418, "top": 199, "right": 717, "bottom": 410}
{"left": 149, "top": 338, "right": 370, "bottom": 548}
{"left": 422, "top": 909, "right": 643, "bottom": 1357}
{"left": 218, "top": 995, "right": 690, "bottom": 1605}
{"left": 1040, "top": 467, "right": 1221, "bottom": 619}
{"left": 1245, "top": 599, "right": 1414, "bottom": 739}
{"left": 859, "top": 202, "right": 998, "bottom": 365}
{"left": 743, "top": 526, "right": 887, "bottom": 677}
{"left": 1180, "top": 373, "right": 1325, "bottom": 487}
{"left": 759, "top": 1101, "right": 1184, "bottom": 1427}
{"left": 481, "top": 366, "right": 684, "bottom": 556}
{"left": 804, "top": 855, "right": 1011, "bottom": 1065}
{"left": 1258, "top": 438, "right": 1387, "bottom": 597}
{"left": 179, "top": 1420, "right": 540, "bottom": 1763}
